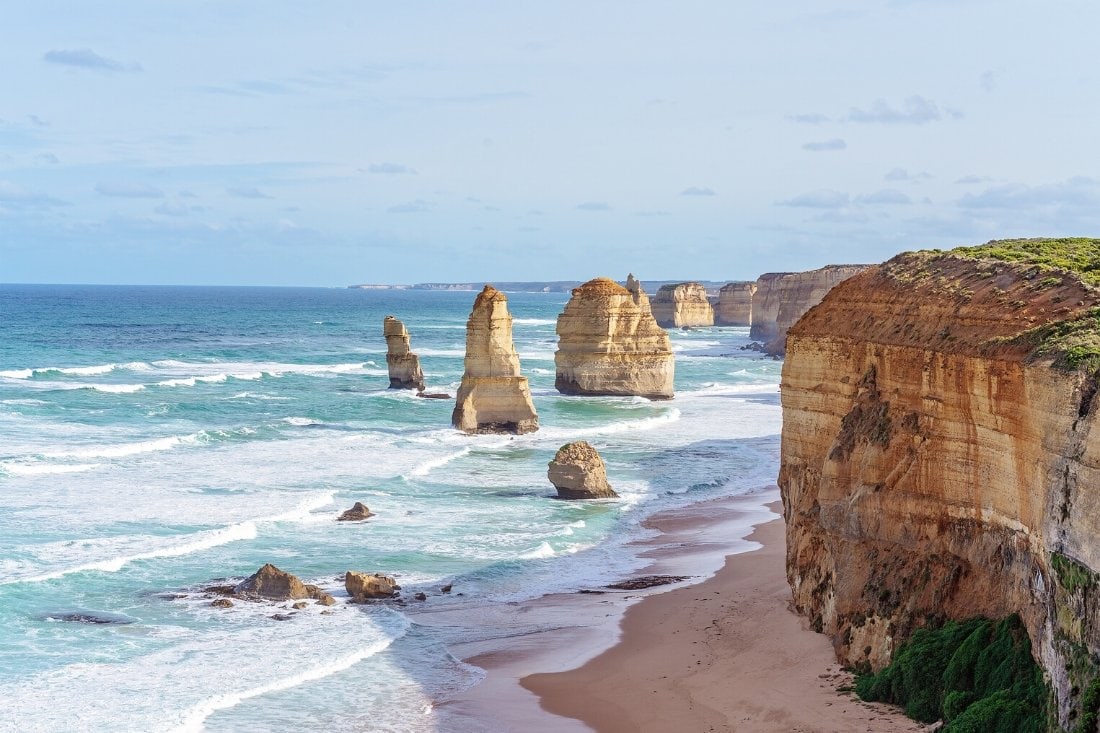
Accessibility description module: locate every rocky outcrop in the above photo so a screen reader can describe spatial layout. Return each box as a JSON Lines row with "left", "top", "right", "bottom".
{"left": 751, "top": 265, "right": 867, "bottom": 354}
{"left": 554, "top": 277, "right": 675, "bottom": 399}
{"left": 233, "top": 564, "right": 336, "bottom": 605}
{"left": 337, "top": 502, "right": 374, "bottom": 521}
{"left": 650, "top": 282, "right": 714, "bottom": 328}
{"left": 384, "top": 315, "right": 425, "bottom": 390}
{"left": 547, "top": 441, "right": 618, "bottom": 499}
{"left": 452, "top": 285, "right": 539, "bottom": 434}
{"left": 345, "top": 571, "right": 398, "bottom": 601}
{"left": 715, "top": 281, "right": 756, "bottom": 326}
{"left": 778, "top": 239, "right": 1100, "bottom": 726}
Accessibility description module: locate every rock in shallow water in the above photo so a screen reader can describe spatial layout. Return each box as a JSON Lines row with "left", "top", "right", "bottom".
{"left": 345, "top": 571, "right": 398, "bottom": 602}
{"left": 233, "top": 563, "right": 336, "bottom": 605}
{"left": 547, "top": 441, "right": 618, "bottom": 499}
{"left": 336, "top": 501, "right": 375, "bottom": 522}
{"left": 41, "top": 610, "right": 136, "bottom": 625}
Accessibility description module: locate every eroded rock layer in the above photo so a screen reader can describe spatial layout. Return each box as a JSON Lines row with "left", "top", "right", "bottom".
{"left": 751, "top": 265, "right": 867, "bottom": 354}
{"left": 650, "top": 282, "right": 714, "bottom": 328}
{"left": 715, "top": 281, "right": 756, "bottom": 326}
{"left": 452, "top": 285, "right": 538, "bottom": 434}
{"left": 547, "top": 441, "right": 618, "bottom": 499}
{"left": 384, "top": 315, "right": 425, "bottom": 390}
{"left": 778, "top": 240, "right": 1100, "bottom": 725}
{"left": 554, "top": 276, "right": 674, "bottom": 399}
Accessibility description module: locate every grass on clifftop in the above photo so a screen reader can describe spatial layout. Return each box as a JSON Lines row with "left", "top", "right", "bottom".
{"left": 856, "top": 615, "right": 1048, "bottom": 732}
{"left": 947, "top": 238, "right": 1100, "bottom": 286}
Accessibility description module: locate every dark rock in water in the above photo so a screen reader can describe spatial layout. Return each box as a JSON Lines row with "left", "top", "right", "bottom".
{"left": 204, "top": 585, "right": 236, "bottom": 596}
{"left": 42, "top": 610, "right": 136, "bottom": 625}
{"left": 292, "top": 601, "right": 309, "bottom": 610}
{"left": 336, "top": 501, "right": 375, "bottom": 522}
{"left": 440, "top": 583, "right": 453, "bottom": 594}
{"left": 414, "top": 592, "right": 427, "bottom": 601}
{"left": 345, "top": 571, "right": 398, "bottom": 602}
{"left": 233, "top": 563, "right": 336, "bottom": 605}
{"left": 269, "top": 613, "right": 293, "bottom": 621}
{"left": 577, "top": 589, "right": 607, "bottom": 595}
{"left": 604, "top": 575, "right": 689, "bottom": 591}
{"left": 416, "top": 392, "right": 452, "bottom": 400}
{"left": 211, "top": 598, "right": 234, "bottom": 609}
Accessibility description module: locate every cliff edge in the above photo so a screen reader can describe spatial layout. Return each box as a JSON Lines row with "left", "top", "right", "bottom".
{"left": 778, "top": 238, "right": 1100, "bottom": 726}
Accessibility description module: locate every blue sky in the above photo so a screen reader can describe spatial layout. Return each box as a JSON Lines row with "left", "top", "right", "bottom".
{"left": 2, "top": 1, "right": 1098, "bottom": 285}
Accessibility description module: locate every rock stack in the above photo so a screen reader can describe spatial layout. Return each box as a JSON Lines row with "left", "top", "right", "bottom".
{"left": 554, "top": 276, "right": 674, "bottom": 399}
{"left": 715, "top": 281, "right": 756, "bottom": 326}
{"left": 383, "top": 315, "right": 425, "bottom": 390}
{"left": 451, "top": 285, "right": 539, "bottom": 434}
{"left": 650, "top": 282, "right": 714, "bottom": 328}
{"left": 750, "top": 265, "right": 867, "bottom": 354}
{"left": 547, "top": 441, "right": 618, "bottom": 499}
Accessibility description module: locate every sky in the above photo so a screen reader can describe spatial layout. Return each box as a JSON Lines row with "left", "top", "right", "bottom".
{"left": 1, "top": 1, "right": 1098, "bottom": 286}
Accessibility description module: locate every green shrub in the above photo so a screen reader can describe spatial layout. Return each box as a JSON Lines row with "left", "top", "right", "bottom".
{"left": 856, "top": 615, "right": 1047, "bottom": 731}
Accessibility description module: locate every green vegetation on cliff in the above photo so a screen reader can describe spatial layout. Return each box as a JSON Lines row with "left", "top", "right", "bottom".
{"left": 949, "top": 238, "right": 1100, "bottom": 286}
{"left": 856, "top": 615, "right": 1048, "bottom": 731}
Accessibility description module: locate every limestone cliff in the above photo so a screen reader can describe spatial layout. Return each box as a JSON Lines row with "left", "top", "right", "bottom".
{"left": 778, "top": 238, "right": 1100, "bottom": 726}
{"left": 715, "top": 281, "right": 756, "bottom": 326}
{"left": 383, "top": 315, "right": 425, "bottom": 390}
{"left": 554, "top": 277, "right": 675, "bottom": 399}
{"left": 751, "top": 265, "right": 867, "bottom": 354}
{"left": 452, "top": 285, "right": 538, "bottom": 434}
{"left": 650, "top": 282, "right": 715, "bottom": 328}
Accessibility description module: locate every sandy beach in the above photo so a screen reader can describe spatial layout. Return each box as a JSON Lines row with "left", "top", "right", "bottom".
{"left": 430, "top": 493, "right": 928, "bottom": 732}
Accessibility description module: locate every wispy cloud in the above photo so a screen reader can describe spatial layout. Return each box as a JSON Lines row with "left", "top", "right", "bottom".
{"left": 955, "top": 174, "right": 993, "bottom": 184}
{"left": 958, "top": 177, "right": 1100, "bottom": 210}
{"left": 847, "top": 95, "right": 958, "bottom": 124}
{"left": 802, "top": 138, "right": 846, "bottom": 152}
{"left": 979, "top": 69, "right": 1001, "bottom": 92}
{"left": 576, "top": 201, "right": 611, "bottom": 211}
{"left": 0, "top": 180, "right": 69, "bottom": 209}
{"left": 884, "top": 168, "right": 931, "bottom": 183}
{"left": 387, "top": 199, "right": 432, "bottom": 213}
{"left": 857, "top": 188, "right": 911, "bottom": 205}
{"left": 779, "top": 190, "right": 850, "bottom": 209}
{"left": 95, "top": 182, "right": 165, "bottom": 198}
{"left": 227, "top": 186, "right": 274, "bottom": 199}
{"left": 787, "top": 113, "right": 830, "bottom": 124}
{"left": 43, "top": 48, "right": 140, "bottom": 72}
{"left": 680, "top": 186, "right": 716, "bottom": 196}
{"left": 367, "top": 163, "right": 416, "bottom": 175}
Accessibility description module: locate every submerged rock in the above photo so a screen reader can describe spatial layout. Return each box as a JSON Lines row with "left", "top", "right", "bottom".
{"left": 384, "top": 315, "right": 425, "bottom": 390}
{"left": 233, "top": 563, "right": 336, "bottom": 605}
{"left": 336, "top": 501, "right": 375, "bottom": 522}
{"left": 345, "top": 571, "right": 399, "bottom": 602}
{"left": 41, "top": 610, "right": 136, "bottom": 625}
{"left": 210, "top": 598, "right": 234, "bottom": 609}
{"left": 554, "top": 276, "right": 675, "bottom": 399}
{"left": 451, "top": 285, "right": 538, "bottom": 434}
{"left": 547, "top": 441, "right": 618, "bottom": 499}
{"left": 605, "top": 575, "right": 689, "bottom": 590}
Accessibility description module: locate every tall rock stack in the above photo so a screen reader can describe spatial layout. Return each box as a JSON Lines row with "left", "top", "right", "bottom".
{"left": 383, "top": 316, "right": 425, "bottom": 390}
{"left": 714, "top": 281, "right": 756, "bottom": 326}
{"left": 451, "top": 285, "right": 539, "bottom": 434}
{"left": 750, "top": 265, "right": 867, "bottom": 354}
{"left": 554, "top": 277, "right": 674, "bottom": 399}
{"left": 650, "top": 282, "right": 715, "bottom": 328}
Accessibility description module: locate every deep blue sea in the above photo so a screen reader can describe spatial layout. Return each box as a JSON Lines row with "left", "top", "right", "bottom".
{"left": 0, "top": 284, "right": 781, "bottom": 732}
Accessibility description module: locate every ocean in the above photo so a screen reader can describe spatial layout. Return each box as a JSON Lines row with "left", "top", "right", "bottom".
{"left": 0, "top": 284, "right": 782, "bottom": 732}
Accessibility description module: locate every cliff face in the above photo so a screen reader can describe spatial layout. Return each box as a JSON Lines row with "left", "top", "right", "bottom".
{"left": 452, "top": 285, "right": 539, "bottom": 434}
{"left": 650, "top": 282, "right": 715, "bottom": 328}
{"left": 778, "top": 240, "right": 1100, "bottom": 725}
{"left": 555, "top": 277, "right": 674, "bottom": 399}
{"left": 715, "top": 281, "right": 756, "bottom": 326}
{"left": 383, "top": 315, "right": 425, "bottom": 390}
{"left": 751, "top": 265, "right": 867, "bottom": 353}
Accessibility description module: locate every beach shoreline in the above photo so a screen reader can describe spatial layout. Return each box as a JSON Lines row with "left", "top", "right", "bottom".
{"left": 431, "top": 493, "right": 928, "bottom": 733}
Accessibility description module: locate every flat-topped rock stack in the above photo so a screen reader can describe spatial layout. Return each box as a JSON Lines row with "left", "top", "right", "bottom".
{"left": 714, "top": 281, "right": 756, "bottom": 326}
{"left": 451, "top": 285, "right": 539, "bottom": 434}
{"left": 650, "top": 282, "right": 714, "bottom": 328}
{"left": 383, "top": 315, "right": 425, "bottom": 390}
{"left": 554, "top": 276, "right": 674, "bottom": 399}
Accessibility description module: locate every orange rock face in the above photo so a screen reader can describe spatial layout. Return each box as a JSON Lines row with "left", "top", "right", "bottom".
{"left": 650, "top": 282, "right": 714, "bottom": 328}
{"left": 751, "top": 265, "right": 866, "bottom": 353}
{"left": 714, "top": 281, "right": 756, "bottom": 326}
{"left": 778, "top": 249, "right": 1100, "bottom": 724}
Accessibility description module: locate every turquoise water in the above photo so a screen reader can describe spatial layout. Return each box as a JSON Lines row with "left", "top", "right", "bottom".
{"left": 0, "top": 284, "right": 781, "bottom": 732}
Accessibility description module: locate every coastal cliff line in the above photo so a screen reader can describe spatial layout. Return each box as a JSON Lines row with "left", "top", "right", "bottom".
{"left": 778, "top": 238, "right": 1100, "bottom": 727}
